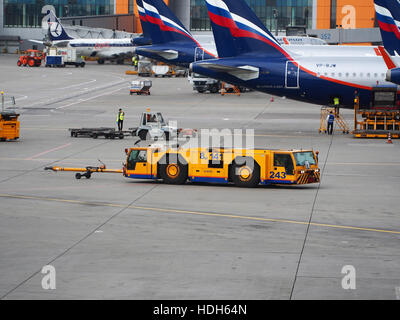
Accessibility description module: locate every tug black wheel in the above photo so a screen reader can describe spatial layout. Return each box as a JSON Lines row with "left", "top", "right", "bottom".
{"left": 231, "top": 157, "right": 260, "bottom": 188}
{"left": 159, "top": 154, "right": 188, "bottom": 185}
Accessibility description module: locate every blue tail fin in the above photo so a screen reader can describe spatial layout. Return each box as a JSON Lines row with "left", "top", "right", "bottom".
{"left": 375, "top": 0, "right": 400, "bottom": 56}
{"left": 141, "top": 0, "right": 199, "bottom": 45}
{"left": 205, "top": 0, "right": 287, "bottom": 58}
{"left": 46, "top": 10, "right": 73, "bottom": 41}
{"left": 136, "top": 0, "right": 152, "bottom": 39}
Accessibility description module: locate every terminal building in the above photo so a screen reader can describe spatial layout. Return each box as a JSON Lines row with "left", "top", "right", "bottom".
{"left": 0, "top": 0, "right": 382, "bottom": 51}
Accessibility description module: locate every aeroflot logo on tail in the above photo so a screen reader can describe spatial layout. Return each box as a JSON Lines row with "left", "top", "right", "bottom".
{"left": 375, "top": 2, "right": 400, "bottom": 39}
{"left": 142, "top": 0, "right": 194, "bottom": 39}
{"left": 205, "top": 0, "right": 280, "bottom": 47}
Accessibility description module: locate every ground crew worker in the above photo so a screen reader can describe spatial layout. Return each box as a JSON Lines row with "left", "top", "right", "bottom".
{"left": 117, "top": 108, "right": 125, "bottom": 131}
{"left": 354, "top": 91, "right": 359, "bottom": 106}
{"left": 1, "top": 91, "right": 4, "bottom": 112}
{"left": 326, "top": 111, "right": 335, "bottom": 135}
{"left": 132, "top": 55, "right": 138, "bottom": 69}
{"left": 333, "top": 97, "right": 340, "bottom": 106}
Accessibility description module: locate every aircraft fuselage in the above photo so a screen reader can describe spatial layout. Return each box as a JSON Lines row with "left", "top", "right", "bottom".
{"left": 192, "top": 54, "right": 400, "bottom": 108}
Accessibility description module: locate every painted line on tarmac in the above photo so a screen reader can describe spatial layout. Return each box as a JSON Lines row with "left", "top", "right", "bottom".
{"left": 253, "top": 133, "right": 329, "bottom": 138}
{"left": 0, "top": 193, "right": 400, "bottom": 236}
{"left": 23, "top": 127, "right": 69, "bottom": 131}
{"left": 0, "top": 157, "right": 122, "bottom": 162}
{"left": 54, "top": 86, "right": 126, "bottom": 110}
{"left": 329, "top": 162, "right": 400, "bottom": 166}
{"left": 3, "top": 95, "right": 28, "bottom": 105}
{"left": 58, "top": 79, "right": 97, "bottom": 90}
{"left": 0, "top": 183, "right": 160, "bottom": 300}
{"left": 24, "top": 143, "right": 72, "bottom": 160}
{"left": 0, "top": 157, "right": 122, "bottom": 163}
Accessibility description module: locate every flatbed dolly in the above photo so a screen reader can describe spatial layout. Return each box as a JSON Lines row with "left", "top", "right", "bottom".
{"left": 69, "top": 127, "right": 136, "bottom": 139}
{"left": 353, "top": 129, "right": 400, "bottom": 139}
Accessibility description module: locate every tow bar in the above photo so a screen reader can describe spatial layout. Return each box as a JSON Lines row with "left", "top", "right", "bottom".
{"left": 45, "top": 162, "right": 123, "bottom": 180}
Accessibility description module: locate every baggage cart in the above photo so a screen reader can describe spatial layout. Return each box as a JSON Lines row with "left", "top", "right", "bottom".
{"left": 69, "top": 127, "right": 135, "bottom": 139}
{"left": 129, "top": 80, "right": 152, "bottom": 95}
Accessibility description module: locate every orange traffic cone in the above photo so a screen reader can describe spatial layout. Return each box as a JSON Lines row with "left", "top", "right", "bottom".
{"left": 387, "top": 133, "right": 393, "bottom": 144}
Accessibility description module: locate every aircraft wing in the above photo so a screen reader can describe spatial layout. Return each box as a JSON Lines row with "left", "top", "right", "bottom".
{"left": 28, "top": 39, "right": 70, "bottom": 47}
{"left": 136, "top": 48, "right": 179, "bottom": 60}
{"left": 52, "top": 41, "right": 70, "bottom": 47}
{"left": 28, "top": 39, "right": 55, "bottom": 47}
{"left": 196, "top": 63, "right": 260, "bottom": 81}
{"left": 28, "top": 39, "right": 45, "bottom": 44}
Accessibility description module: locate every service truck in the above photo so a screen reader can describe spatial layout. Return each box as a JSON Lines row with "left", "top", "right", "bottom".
{"left": 188, "top": 72, "right": 221, "bottom": 94}
{"left": 45, "top": 47, "right": 85, "bottom": 68}
{"left": 46, "top": 146, "right": 320, "bottom": 187}
{"left": 56, "top": 47, "right": 85, "bottom": 68}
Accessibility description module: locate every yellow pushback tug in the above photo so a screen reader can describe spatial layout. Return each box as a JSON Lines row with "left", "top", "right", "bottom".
{"left": 46, "top": 146, "right": 320, "bottom": 187}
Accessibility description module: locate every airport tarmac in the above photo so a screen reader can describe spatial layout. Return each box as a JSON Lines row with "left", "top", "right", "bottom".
{"left": 0, "top": 54, "right": 399, "bottom": 300}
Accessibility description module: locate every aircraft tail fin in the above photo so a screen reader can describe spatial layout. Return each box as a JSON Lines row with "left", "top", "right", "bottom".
{"left": 141, "top": 0, "right": 199, "bottom": 46}
{"left": 136, "top": 0, "right": 152, "bottom": 39}
{"left": 374, "top": 0, "right": 400, "bottom": 56}
{"left": 46, "top": 10, "right": 73, "bottom": 41}
{"left": 204, "top": 0, "right": 288, "bottom": 58}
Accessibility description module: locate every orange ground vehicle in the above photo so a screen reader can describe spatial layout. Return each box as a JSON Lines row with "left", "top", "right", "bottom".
{"left": 45, "top": 146, "right": 321, "bottom": 187}
{"left": 17, "top": 50, "right": 44, "bottom": 67}
{"left": 0, "top": 112, "right": 20, "bottom": 141}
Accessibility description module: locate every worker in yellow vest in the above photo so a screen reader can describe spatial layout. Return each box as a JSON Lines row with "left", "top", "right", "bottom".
{"left": 333, "top": 97, "right": 340, "bottom": 106}
{"left": 132, "top": 55, "right": 138, "bottom": 69}
{"left": 354, "top": 91, "right": 359, "bottom": 106}
{"left": 117, "top": 108, "right": 125, "bottom": 131}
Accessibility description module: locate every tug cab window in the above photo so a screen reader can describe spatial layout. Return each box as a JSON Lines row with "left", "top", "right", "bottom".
{"left": 157, "top": 113, "right": 166, "bottom": 125}
{"left": 127, "top": 150, "right": 147, "bottom": 170}
{"left": 144, "top": 113, "right": 165, "bottom": 125}
{"left": 274, "top": 154, "right": 294, "bottom": 175}
{"left": 293, "top": 152, "right": 316, "bottom": 166}
{"left": 147, "top": 113, "right": 157, "bottom": 123}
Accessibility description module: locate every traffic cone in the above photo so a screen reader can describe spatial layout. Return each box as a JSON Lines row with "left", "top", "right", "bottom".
{"left": 387, "top": 133, "right": 393, "bottom": 144}
{"left": 270, "top": 96, "right": 274, "bottom": 102}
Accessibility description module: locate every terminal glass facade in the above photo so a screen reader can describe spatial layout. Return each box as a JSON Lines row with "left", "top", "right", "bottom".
{"left": 190, "top": 0, "right": 314, "bottom": 32}
{"left": 3, "top": 0, "right": 114, "bottom": 28}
